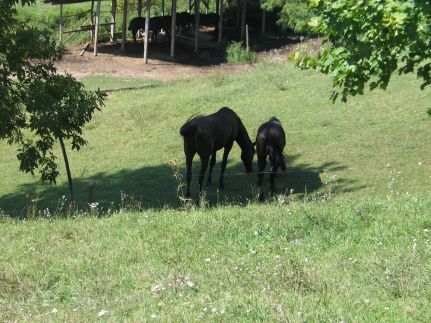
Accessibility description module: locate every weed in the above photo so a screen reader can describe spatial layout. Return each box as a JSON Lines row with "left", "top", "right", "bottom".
{"left": 226, "top": 42, "right": 258, "bottom": 64}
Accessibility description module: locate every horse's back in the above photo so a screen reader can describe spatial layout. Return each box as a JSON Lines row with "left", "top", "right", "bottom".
{"left": 181, "top": 107, "right": 239, "bottom": 154}
{"left": 256, "top": 118, "right": 286, "bottom": 151}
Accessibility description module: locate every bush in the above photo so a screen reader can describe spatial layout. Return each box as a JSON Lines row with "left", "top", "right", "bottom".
{"left": 226, "top": 41, "right": 257, "bottom": 64}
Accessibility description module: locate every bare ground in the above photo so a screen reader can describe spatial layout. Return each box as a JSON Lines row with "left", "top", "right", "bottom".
{"left": 55, "top": 37, "right": 321, "bottom": 81}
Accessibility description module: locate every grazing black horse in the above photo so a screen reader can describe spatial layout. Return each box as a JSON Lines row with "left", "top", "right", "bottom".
{"left": 180, "top": 107, "right": 255, "bottom": 197}
{"left": 255, "top": 117, "right": 286, "bottom": 200}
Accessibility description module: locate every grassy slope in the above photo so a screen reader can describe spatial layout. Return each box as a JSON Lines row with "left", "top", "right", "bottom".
{"left": 0, "top": 61, "right": 430, "bottom": 320}
{"left": 1, "top": 196, "right": 430, "bottom": 321}
{"left": 0, "top": 62, "right": 430, "bottom": 215}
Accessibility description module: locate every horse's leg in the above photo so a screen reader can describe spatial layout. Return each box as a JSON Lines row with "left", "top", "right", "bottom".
{"left": 269, "top": 163, "right": 279, "bottom": 197}
{"left": 184, "top": 139, "right": 195, "bottom": 198}
{"left": 198, "top": 154, "right": 210, "bottom": 194}
{"left": 185, "top": 154, "right": 194, "bottom": 198}
{"left": 207, "top": 151, "right": 216, "bottom": 185}
{"left": 218, "top": 143, "right": 233, "bottom": 190}
{"left": 257, "top": 154, "right": 267, "bottom": 201}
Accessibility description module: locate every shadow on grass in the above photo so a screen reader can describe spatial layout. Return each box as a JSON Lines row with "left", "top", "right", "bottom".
{"left": 0, "top": 154, "right": 361, "bottom": 218}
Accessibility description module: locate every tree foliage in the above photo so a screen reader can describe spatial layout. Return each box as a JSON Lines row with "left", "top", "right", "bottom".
{"left": 295, "top": 0, "right": 431, "bottom": 102}
{"left": 1, "top": 0, "right": 105, "bottom": 186}
{"left": 262, "top": 0, "right": 314, "bottom": 32}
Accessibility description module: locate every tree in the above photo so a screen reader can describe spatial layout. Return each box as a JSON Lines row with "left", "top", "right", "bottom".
{"left": 1, "top": 0, "right": 105, "bottom": 202}
{"left": 262, "top": 0, "right": 314, "bottom": 32}
{"left": 295, "top": 0, "right": 431, "bottom": 103}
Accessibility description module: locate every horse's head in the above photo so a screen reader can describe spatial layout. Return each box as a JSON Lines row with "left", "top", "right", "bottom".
{"left": 241, "top": 144, "right": 255, "bottom": 173}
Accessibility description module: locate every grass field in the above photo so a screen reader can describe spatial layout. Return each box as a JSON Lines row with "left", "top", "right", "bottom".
{"left": 0, "top": 62, "right": 430, "bottom": 216}
{"left": 1, "top": 61, "right": 430, "bottom": 320}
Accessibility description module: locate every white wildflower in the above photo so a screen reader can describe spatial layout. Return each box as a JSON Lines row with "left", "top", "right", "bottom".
{"left": 151, "top": 284, "right": 164, "bottom": 292}
{"left": 186, "top": 280, "right": 195, "bottom": 288}
{"left": 51, "top": 308, "right": 58, "bottom": 314}
{"left": 97, "top": 309, "right": 109, "bottom": 318}
{"left": 89, "top": 202, "right": 99, "bottom": 209}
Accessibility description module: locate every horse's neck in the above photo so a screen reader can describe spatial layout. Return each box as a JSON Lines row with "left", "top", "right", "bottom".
{"left": 236, "top": 121, "right": 252, "bottom": 150}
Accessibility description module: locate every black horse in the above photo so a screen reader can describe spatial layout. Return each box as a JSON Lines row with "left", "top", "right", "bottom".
{"left": 255, "top": 117, "right": 286, "bottom": 200}
{"left": 180, "top": 107, "right": 255, "bottom": 197}
{"left": 128, "top": 16, "right": 171, "bottom": 43}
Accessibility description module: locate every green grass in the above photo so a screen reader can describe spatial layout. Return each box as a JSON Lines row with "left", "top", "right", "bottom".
{"left": 1, "top": 195, "right": 430, "bottom": 321}
{"left": 0, "top": 62, "right": 430, "bottom": 216}
{"left": 80, "top": 75, "right": 160, "bottom": 91}
{"left": 226, "top": 41, "right": 258, "bottom": 64}
{"left": 0, "top": 61, "right": 430, "bottom": 320}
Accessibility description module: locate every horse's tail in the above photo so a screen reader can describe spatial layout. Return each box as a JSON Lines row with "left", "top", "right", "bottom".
{"left": 280, "top": 152, "right": 287, "bottom": 171}
{"left": 179, "top": 115, "right": 201, "bottom": 136}
{"left": 267, "top": 146, "right": 286, "bottom": 170}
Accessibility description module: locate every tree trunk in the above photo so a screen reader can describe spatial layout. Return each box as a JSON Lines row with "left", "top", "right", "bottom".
{"left": 59, "top": 137, "right": 74, "bottom": 203}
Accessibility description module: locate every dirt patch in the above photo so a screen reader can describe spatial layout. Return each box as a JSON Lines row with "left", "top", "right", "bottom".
{"left": 55, "top": 38, "right": 321, "bottom": 81}
{"left": 56, "top": 42, "right": 256, "bottom": 81}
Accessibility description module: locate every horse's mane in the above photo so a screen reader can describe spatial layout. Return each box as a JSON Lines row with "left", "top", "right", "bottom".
{"left": 269, "top": 117, "right": 282, "bottom": 125}
{"left": 179, "top": 114, "right": 203, "bottom": 136}
{"left": 182, "top": 114, "right": 203, "bottom": 127}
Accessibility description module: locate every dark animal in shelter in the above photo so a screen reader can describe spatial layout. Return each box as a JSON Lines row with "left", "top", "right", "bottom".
{"left": 128, "top": 17, "right": 146, "bottom": 42}
{"left": 176, "top": 12, "right": 193, "bottom": 31}
{"left": 180, "top": 107, "right": 255, "bottom": 198}
{"left": 199, "top": 13, "right": 219, "bottom": 38}
{"left": 128, "top": 16, "right": 172, "bottom": 43}
{"left": 255, "top": 117, "right": 286, "bottom": 200}
{"left": 199, "top": 13, "right": 219, "bottom": 27}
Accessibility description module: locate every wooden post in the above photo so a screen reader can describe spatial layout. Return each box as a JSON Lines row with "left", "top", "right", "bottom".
{"left": 162, "top": 0, "right": 165, "bottom": 15}
{"left": 245, "top": 24, "right": 249, "bottom": 51}
{"left": 59, "top": 3, "right": 64, "bottom": 41}
{"left": 240, "top": 0, "right": 246, "bottom": 41}
{"left": 236, "top": 0, "right": 240, "bottom": 27}
{"left": 218, "top": 0, "right": 223, "bottom": 48}
{"left": 170, "top": 0, "right": 176, "bottom": 57}
{"left": 94, "top": 0, "right": 101, "bottom": 56}
{"left": 137, "top": 0, "right": 142, "bottom": 16}
{"left": 110, "top": 0, "right": 117, "bottom": 42}
{"left": 261, "top": 8, "right": 266, "bottom": 34}
{"left": 215, "top": 0, "right": 219, "bottom": 15}
{"left": 194, "top": 0, "right": 200, "bottom": 53}
{"left": 121, "top": 0, "right": 128, "bottom": 51}
{"left": 90, "top": 0, "right": 95, "bottom": 41}
{"left": 189, "top": 0, "right": 192, "bottom": 11}
{"left": 143, "top": 0, "right": 151, "bottom": 63}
